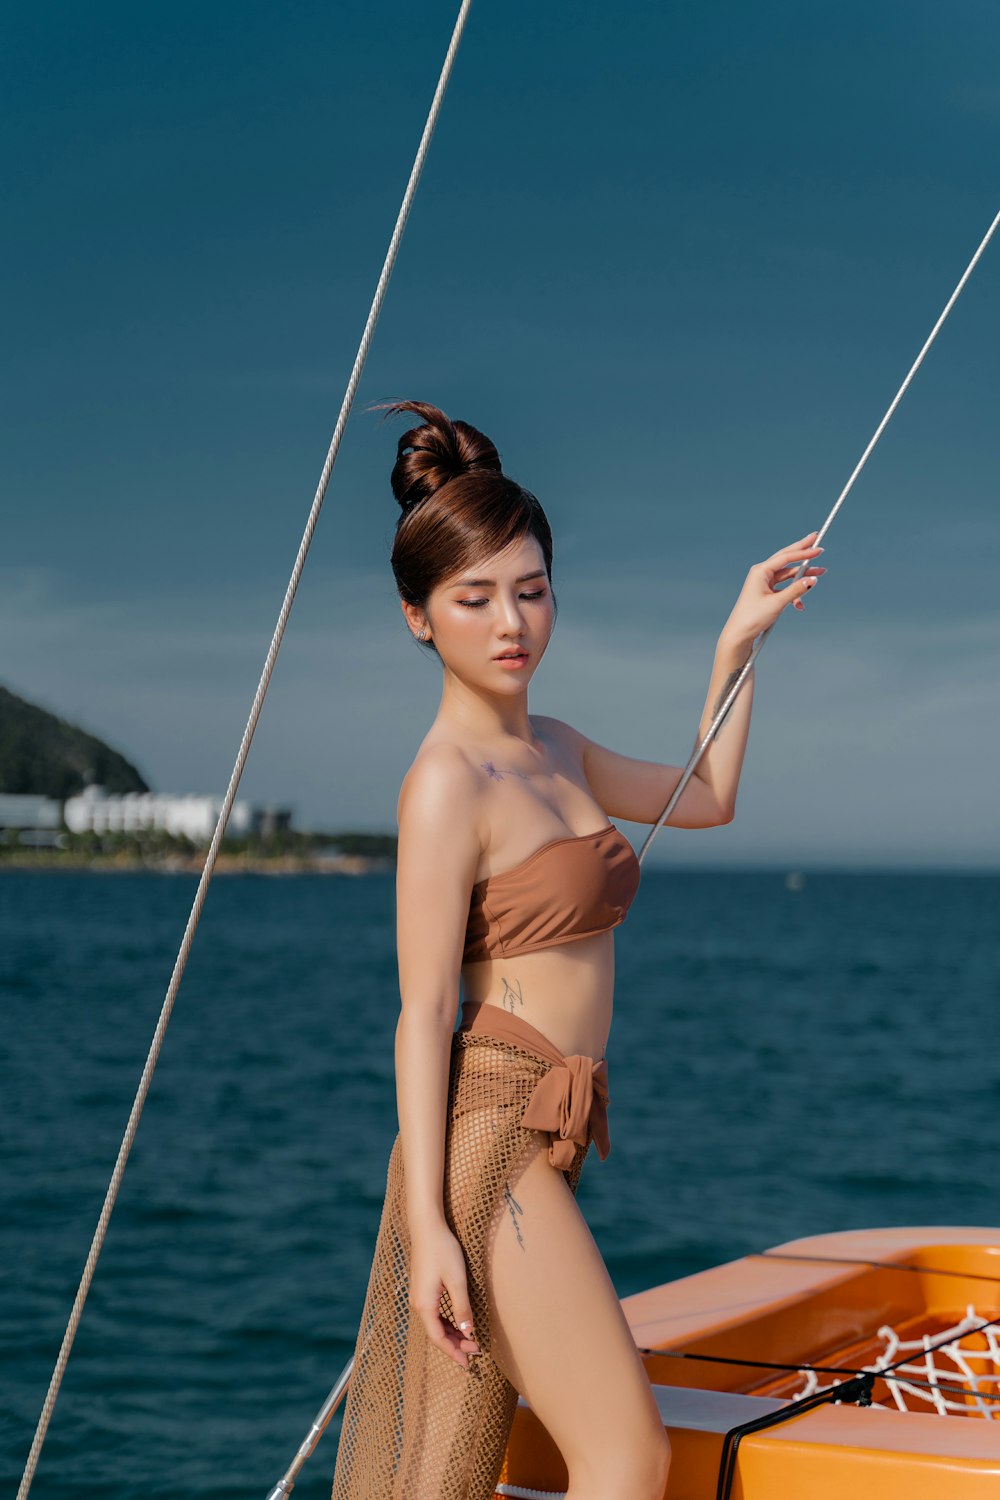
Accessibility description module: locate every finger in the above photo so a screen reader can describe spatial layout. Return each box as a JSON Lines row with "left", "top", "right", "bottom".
{"left": 792, "top": 577, "right": 818, "bottom": 608}
{"left": 447, "top": 1286, "right": 482, "bottom": 1360}
{"left": 763, "top": 547, "right": 823, "bottom": 571}
{"left": 772, "top": 564, "right": 827, "bottom": 581}
{"left": 769, "top": 573, "right": 824, "bottom": 598}
{"left": 760, "top": 538, "right": 824, "bottom": 571}
{"left": 782, "top": 530, "right": 821, "bottom": 552}
{"left": 455, "top": 1319, "right": 480, "bottom": 1350}
{"left": 419, "top": 1309, "right": 471, "bottom": 1368}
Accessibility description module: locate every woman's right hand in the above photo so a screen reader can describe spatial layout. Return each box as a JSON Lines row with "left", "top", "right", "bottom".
{"left": 409, "top": 1221, "right": 482, "bottom": 1370}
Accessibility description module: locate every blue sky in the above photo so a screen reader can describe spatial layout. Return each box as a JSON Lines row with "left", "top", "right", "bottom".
{"left": 4, "top": 0, "right": 998, "bottom": 868}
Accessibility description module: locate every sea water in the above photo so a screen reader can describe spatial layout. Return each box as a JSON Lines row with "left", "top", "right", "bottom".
{"left": 2, "top": 867, "right": 997, "bottom": 1497}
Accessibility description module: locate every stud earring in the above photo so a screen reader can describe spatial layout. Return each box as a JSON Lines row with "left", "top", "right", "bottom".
{"left": 417, "top": 627, "right": 427, "bottom": 641}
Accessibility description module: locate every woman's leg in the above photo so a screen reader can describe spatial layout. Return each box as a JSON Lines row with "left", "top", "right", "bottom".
{"left": 486, "top": 1141, "right": 671, "bottom": 1500}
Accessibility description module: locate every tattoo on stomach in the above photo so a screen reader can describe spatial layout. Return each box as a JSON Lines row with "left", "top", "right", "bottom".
{"left": 500, "top": 975, "right": 524, "bottom": 1013}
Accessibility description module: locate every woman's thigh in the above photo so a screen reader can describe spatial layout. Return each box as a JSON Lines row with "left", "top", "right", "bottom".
{"left": 485, "top": 1140, "right": 668, "bottom": 1486}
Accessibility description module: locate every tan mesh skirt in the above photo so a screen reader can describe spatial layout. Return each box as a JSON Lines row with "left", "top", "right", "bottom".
{"left": 330, "top": 999, "right": 612, "bottom": 1500}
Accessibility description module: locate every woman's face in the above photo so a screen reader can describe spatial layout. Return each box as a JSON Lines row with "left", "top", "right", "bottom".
{"left": 409, "top": 534, "right": 555, "bottom": 694}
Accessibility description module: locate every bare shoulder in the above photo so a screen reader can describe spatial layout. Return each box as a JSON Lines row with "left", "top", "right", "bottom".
{"left": 395, "top": 745, "right": 487, "bottom": 1007}
{"left": 397, "top": 742, "right": 484, "bottom": 852}
{"left": 529, "top": 713, "right": 588, "bottom": 765}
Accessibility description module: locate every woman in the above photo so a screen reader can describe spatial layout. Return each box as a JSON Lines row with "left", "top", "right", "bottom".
{"left": 331, "top": 400, "right": 825, "bottom": 1500}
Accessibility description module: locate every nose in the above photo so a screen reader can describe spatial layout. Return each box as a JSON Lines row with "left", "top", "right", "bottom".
{"left": 496, "top": 588, "right": 527, "bottom": 636}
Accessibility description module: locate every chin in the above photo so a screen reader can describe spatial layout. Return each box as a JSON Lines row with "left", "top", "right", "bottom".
{"left": 483, "top": 669, "right": 534, "bottom": 694}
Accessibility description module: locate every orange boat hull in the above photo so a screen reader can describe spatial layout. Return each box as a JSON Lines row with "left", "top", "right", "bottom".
{"left": 497, "top": 1226, "right": 1000, "bottom": 1498}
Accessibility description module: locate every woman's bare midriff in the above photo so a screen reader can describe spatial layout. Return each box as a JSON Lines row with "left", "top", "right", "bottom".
{"left": 460, "top": 929, "right": 615, "bottom": 1062}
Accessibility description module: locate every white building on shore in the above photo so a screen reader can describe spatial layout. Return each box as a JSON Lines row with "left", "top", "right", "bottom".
{"left": 0, "top": 786, "right": 293, "bottom": 843}
{"left": 0, "top": 794, "right": 64, "bottom": 846}
{"left": 62, "top": 785, "right": 289, "bottom": 840}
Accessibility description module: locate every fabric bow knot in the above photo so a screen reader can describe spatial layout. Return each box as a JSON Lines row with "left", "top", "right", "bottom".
{"left": 520, "top": 1054, "right": 611, "bottom": 1170}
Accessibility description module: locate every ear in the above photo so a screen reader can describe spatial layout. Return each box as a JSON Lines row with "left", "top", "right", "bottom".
{"left": 400, "top": 598, "right": 429, "bottom": 642}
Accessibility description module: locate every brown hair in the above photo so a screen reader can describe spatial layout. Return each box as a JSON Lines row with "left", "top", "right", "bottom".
{"left": 370, "top": 399, "right": 556, "bottom": 651}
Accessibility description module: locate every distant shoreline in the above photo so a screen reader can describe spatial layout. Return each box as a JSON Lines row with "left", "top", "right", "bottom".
{"left": 0, "top": 850, "right": 395, "bottom": 876}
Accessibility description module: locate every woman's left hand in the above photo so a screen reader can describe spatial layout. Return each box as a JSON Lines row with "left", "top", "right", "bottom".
{"left": 722, "top": 530, "right": 827, "bottom": 644}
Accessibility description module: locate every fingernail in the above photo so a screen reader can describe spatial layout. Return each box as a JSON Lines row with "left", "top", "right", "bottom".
{"left": 459, "top": 1320, "right": 474, "bottom": 1332}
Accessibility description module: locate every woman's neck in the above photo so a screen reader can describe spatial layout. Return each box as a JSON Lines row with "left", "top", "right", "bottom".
{"left": 436, "top": 670, "right": 537, "bottom": 746}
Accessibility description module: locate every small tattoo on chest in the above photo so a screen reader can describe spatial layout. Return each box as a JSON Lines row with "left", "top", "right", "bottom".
{"left": 500, "top": 976, "right": 524, "bottom": 1013}
{"left": 481, "top": 760, "right": 530, "bottom": 782}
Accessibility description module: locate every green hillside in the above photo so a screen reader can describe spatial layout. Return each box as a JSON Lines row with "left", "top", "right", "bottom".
{"left": 0, "top": 685, "right": 150, "bottom": 799}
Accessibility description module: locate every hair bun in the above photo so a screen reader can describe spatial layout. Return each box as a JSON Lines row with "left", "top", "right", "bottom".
{"left": 370, "top": 399, "right": 502, "bottom": 515}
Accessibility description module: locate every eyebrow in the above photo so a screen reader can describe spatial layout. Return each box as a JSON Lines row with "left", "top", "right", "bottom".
{"left": 454, "top": 570, "right": 548, "bottom": 587}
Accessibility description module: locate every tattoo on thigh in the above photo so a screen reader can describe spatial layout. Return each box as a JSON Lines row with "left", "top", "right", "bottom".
{"left": 503, "top": 1183, "right": 526, "bottom": 1251}
{"left": 500, "top": 975, "right": 524, "bottom": 1013}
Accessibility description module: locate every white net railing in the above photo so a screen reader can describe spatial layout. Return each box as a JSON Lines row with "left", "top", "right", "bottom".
{"left": 792, "top": 1307, "right": 1000, "bottom": 1419}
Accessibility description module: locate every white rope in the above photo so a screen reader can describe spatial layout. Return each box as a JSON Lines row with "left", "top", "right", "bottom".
{"left": 793, "top": 1306, "right": 1000, "bottom": 1420}
{"left": 16, "top": 4, "right": 474, "bottom": 1495}
{"left": 637, "top": 201, "right": 1000, "bottom": 866}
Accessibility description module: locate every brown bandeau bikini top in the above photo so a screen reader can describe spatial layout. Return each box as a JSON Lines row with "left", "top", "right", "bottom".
{"left": 463, "top": 822, "right": 641, "bottom": 964}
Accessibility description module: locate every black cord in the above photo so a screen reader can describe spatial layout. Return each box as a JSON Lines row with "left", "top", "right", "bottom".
{"left": 637, "top": 1257, "right": 1000, "bottom": 1400}
{"left": 638, "top": 1337, "right": 1000, "bottom": 1404}
{"left": 715, "top": 1373, "right": 875, "bottom": 1500}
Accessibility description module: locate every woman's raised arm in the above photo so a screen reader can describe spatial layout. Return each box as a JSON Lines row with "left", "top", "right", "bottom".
{"left": 542, "top": 532, "right": 825, "bottom": 828}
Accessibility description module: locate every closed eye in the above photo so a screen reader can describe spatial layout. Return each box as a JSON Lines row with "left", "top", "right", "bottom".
{"left": 459, "top": 590, "right": 548, "bottom": 609}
